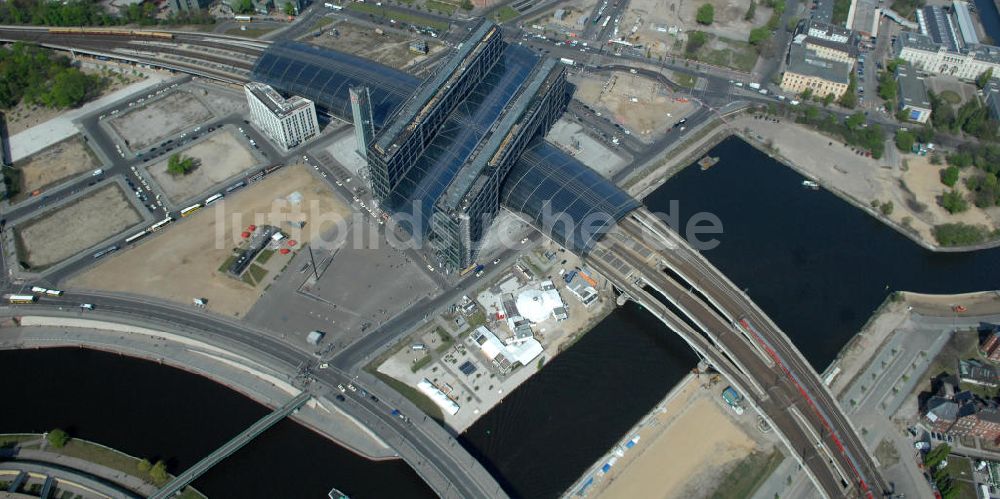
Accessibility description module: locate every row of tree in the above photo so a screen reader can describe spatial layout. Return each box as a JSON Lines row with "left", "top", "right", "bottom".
{"left": 793, "top": 106, "right": 886, "bottom": 158}
{"left": 0, "top": 0, "right": 215, "bottom": 27}
{"left": 0, "top": 42, "right": 104, "bottom": 110}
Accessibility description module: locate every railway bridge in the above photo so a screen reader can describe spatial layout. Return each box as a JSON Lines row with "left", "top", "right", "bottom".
{"left": 582, "top": 208, "right": 889, "bottom": 498}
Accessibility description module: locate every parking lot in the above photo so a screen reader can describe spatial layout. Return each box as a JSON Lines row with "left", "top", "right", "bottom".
{"left": 146, "top": 127, "right": 259, "bottom": 206}
{"left": 14, "top": 183, "right": 142, "bottom": 269}
{"left": 106, "top": 90, "right": 214, "bottom": 151}
{"left": 11, "top": 135, "right": 102, "bottom": 201}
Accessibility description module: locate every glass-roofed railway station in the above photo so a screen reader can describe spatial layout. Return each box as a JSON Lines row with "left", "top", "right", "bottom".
{"left": 251, "top": 20, "right": 638, "bottom": 272}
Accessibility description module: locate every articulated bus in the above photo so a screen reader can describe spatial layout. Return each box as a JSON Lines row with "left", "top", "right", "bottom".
{"left": 180, "top": 204, "right": 202, "bottom": 217}
{"left": 8, "top": 294, "right": 38, "bottom": 304}
{"left": 148, "top": 216, "right": 174, "bottom": 232}
{"left": 204, "top": 193, "right": 224, "bottom": 206}
{"left": 125, "top": 231, "right": 149, "bottom": 244}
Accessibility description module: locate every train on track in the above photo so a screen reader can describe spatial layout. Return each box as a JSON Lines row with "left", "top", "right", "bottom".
{"left": 48, "top": 27, "right": 174, "bottom": 39}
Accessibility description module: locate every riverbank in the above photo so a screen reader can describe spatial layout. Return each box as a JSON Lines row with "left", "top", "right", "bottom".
{"left": 0, "top": 315, "right": 395, "bottom": 463}
{"left": 622, "top": 108, "right": 1000, "bottom": 252}
{"left": 563, "top": 371, "right": 783, "bottom": 499}
{"left": 0, "top": 433, "right": 203, "bottom": 499}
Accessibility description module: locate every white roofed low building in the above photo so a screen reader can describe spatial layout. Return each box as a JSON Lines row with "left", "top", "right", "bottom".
{"left": 471, "top": 326, "right": 543, "bottom": 374}
{"left": 515, "top": 280, "right": 565, "bottom": 323}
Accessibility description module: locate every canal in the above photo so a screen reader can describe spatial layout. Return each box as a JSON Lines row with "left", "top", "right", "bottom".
{"left": 973, "top": 0, "right": 1000, "bottom": 44}
{"left": 5, "top": 137, "right": 1000, "bottom": 499}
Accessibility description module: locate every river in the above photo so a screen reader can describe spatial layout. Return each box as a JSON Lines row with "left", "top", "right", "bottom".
{"left": 5, "top": 137, "right": 1000, "bottom": 499}
{"left": 973, "top": 0, "right": 1000, "bottom": 44}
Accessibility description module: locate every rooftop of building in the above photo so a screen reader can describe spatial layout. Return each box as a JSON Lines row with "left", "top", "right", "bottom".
{"left": 896, "top": 62, "right": 931, "bottom": 110}
{"left": 920, "top": 5, "right": 961, "bottom": 51}
{"left": 952, "top": 0, "right": 979, "bottom": 45}
{"left": 437, "top": 59, "right": 562, "bottom": 214}
{"left": 801, "top": 18, "right": 854, "bottom": 41}
{"left": 898, "top": 29, "right": 1000, "bottom": 64}
{"left": 383, "top": 44, "right": 540, "bottom": 230}
{"left": 375, "top": 20, "right": 499, "bottom": 154}
{"left": 245, "top": 82, "right": 314, "bottom": 118}
{"left": 251, "top": 40, "right": 419, "bottom": 129}
{"left": 785, "top": 42, "right": 851, "bottom": 84}
{"left": 985, "top": 79, "right": 1000, "bottom": 118}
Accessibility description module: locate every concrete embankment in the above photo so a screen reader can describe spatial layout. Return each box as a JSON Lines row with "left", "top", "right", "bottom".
{"left": 1, "top": 317, "right": 394, "bottom": 461}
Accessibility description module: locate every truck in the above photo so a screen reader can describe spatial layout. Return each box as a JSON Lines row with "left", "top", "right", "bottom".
{"left": 748, "top": 82, "right": 761, "bottom": 90}
{"left": 559, "top": 58, "right": 575, "bottom": 66}
{"left": 722, "top": 386, "right": 745, "bottom": 414}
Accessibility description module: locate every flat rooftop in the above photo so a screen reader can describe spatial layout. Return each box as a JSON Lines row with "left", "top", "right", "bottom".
{"left": 374, "top": 20, "right": 499, "bottom": 155}
{"left": 245, "top": 82, "right": 313, "bottom": 118}
{"left": 786, "top": 42, "right": 851, "bottom": 84}
{"left": 897, "top": 63, "right": 931, "bottom": 110}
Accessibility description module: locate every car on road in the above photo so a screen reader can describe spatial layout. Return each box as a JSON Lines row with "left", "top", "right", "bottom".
{"left": 80, "top": 303, "right": 95, "bottom": 310}
{"left": 347, "top": 383, "right": 357, "bottom": 392}
{"left": 335, "top": 394, "right": 346, "bottom": 402}
{"left": 338, "top": 384, "right": 346, "bottom": 392}
{"left": 493, "top": 258, "right": 501, "bottom": 265}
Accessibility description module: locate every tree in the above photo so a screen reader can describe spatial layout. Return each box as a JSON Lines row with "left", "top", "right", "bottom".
{"left": 940, "top": 166, "right": 960, "bottom": 186}
{"left": 748, "top": 26, "right": 770, "bottom": 45}
{"left": 47, "top": 429, "right": 69, "bottom": 448}
{"left": 167, "top": 153, "right": 195, "bottom": 176}
{"left": 283, "top": 1, "right": 296, "bottom": 15}
{"left": 822, "top": 93, "right": 835, "bottom": 106}
{"left": 744, "top": 0, "right": 756, "bottom": 20}
{"left": 460, "top": 0, "right": 473, "bottom": 10}
{"left": 150, "top": 460, "right": 169, "bottom": 484}
{"left": 686, "top": 31, "right": 708, "bottom": 54}
{"left": 233, "top": 0, "right": 255, "bottom": 14}
{"left": 838, "top": 72, "right": 857, "bottom": 109}
{"left": 696, "top": 3, "right": 714, "bottom": 24}
{"left": 934, "top": 223, "right": 991, "bottom": 246}
{"left": 48, "top": 69, "right": 90, "bottom": 108}
{"left": 940, "top": 189, "right": 969, "bottom": 214}
{"left": 895, "top": 129, "right": 915, "bottom": 152}
{"left": 878, "top": 71, "right": 897, "bottom": 104}
{"left": 137, "top": 458, "right": 152, "bottom": 473}
{"left": 800, "top": 87, "right": 813, "bottom": 100}
{"left": 843, "top": 111, "right": 864, "bottom": 131}
{"left": 880, "top": 201, "right": 894, "bottom": 215}
{"left": 976, "top": 68, "right": 993, "bottom": 90}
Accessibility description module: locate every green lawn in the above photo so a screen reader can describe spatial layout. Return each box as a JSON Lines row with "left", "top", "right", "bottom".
{"left": 410, "top": 353, "right": 432, "bottom": 372}
{"left": 673, "top": 72, "right": 696, "bottom": 88}
{"left": 691, "top": 36, "right": 758, "bottom": 72}
{"left": 708, "top": 449, "right": 783, "bottom": 499}
{"left": 943, "top": 455, "right": 979, "bottom": 499}
{"left": 425, "top": 0, "right": 456, "bottom": 15}
{"left": 493, "top": 5, "right": 519, "bottom": 22}
{"left": 255, "top": 248, "right": 275, "bottom": 265}
{"left": 939, "top": 90, "right": 962, "bottom": 105}
{"left": 347, "top": 2, "right": 450, "bottom": 31}
{"left": 0, "top": 434, "right": 37, "bottom": 449}
{"left": 370, "top": 371, "right": 445, "bottom": 422}
{"left": 248, "top": 264, "right": 268, "bottom": 284}
{"left": 217, "top": 252, "right": 238, "bottom": 273}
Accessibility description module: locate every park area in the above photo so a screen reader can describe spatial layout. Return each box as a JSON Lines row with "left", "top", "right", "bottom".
{"left": 11, "top": 135, "right": 101, "bottom": 200}
{"left": 146, "top": 128, "right": 258, "bottom": 206}
{"left": 14, "top": 183, "right": 142, "bottom": 269}
{"left": 300, "top": 19, "right": 444, "bottom": 70}
{"left": 107, "top": 90, "right": 214, "bottom": 151}
{"left": 69, "top": 165, "right": 351, "bottom": 317}
{"left": 572, "top": 71, "right": 695, "bottom": 138}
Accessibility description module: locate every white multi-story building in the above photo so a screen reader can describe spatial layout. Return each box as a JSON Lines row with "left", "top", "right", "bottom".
{"left": 896, "top": 32, "right": 1000, "bottom": 80}
{"left": 244, "top": 82, "right": 320, "bottom": 151}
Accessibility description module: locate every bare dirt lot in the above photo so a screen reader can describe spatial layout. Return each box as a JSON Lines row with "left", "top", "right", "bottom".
{"left": 15, "top": 183, "right": 141, "bottom": 269}
{"left": 299, "top": 20, "right": 444, "bottom": 70}
{"left": 13, "top": 135, "right": 101, "bottom": 198}
{"left": 897, "top": 154, "right": 1000, "bottom": 240}
{"left": 69, "top": 165, "right": 351, "bottom": 317}
{"left": 147, "top": 129, "right": 258, "bottom": 205}
{"left": 572, "top": 71, "right": 695, "bottom": 136}
{"left": 107, "top": 90, "right": 214, "bottom": 151}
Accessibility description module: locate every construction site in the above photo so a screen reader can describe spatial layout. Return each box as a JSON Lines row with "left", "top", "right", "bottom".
{"left": 570, "top": 71, "right": 695, "bottom": 139}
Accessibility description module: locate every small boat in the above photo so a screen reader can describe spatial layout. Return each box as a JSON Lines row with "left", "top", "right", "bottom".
{"left": 328, "top": 487, "right": 349, "bottom": 499}
{"left": 698, "top": 156, "right": 720, "bottom": 171}
{"left": 801, "top": 180, "right": 819, "bottom": 190}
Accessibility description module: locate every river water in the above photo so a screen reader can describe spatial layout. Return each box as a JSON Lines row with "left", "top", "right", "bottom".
{"left": 973, "top": 0, "right": 1000, "bottom": 43}
{"left": 5, "top": 137, "right": 1000, "bottom": 498}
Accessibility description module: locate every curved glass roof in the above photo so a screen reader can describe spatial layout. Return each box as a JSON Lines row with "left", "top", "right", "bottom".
{"left": 251, "top": 40, "right": 419, "bottom": 128}
{"left": 503, "top": 140, "right": 639, "bottom": 254}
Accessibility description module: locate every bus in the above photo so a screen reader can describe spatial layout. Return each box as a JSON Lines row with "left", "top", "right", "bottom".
{"left": 180, "top": 204, "right": 202, "bottom": 217}
{"left": 8, "top": 294, "right": 37, "bottom": 304}
{"left": 204, "top": 193, "right": 224, "bottom": 205}
{"left": 234, "top": 15, "right": 252, "bottom": 22}
{"left": 459, "top": 263, "right": 479, "bottom": 277}
{"left": 93, "top": 245, "right": 119, "bottom": 259}
{"left": 264, "top": 163, "right": 284, "bottom": 174}
{"left": 125, "top": 231, "right": 149, "bottom": 244}
{"left": 225, "top": 181, "right": 246, "bottom": 193}
{"left": 30, "top": 286, "right": 48, "bottom": 294}
{"left": 149, "top": 216, "right": 173, "bottom": 232}
{"left": 601, "top": 16, "right": 610, "bottom": 27}
{"left": 44, "top": 289, "right": 64, "bottom": 297}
